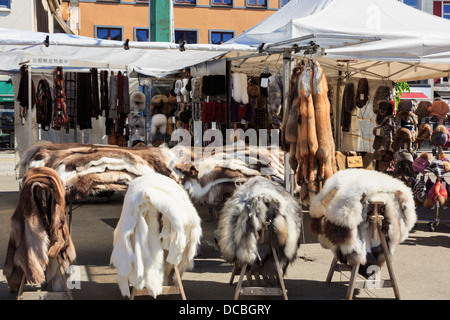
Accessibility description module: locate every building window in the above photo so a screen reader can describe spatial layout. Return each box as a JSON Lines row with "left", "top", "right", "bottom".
{"left": 0, "top": 0, "right": 11, "bottom": 9}
{"left": 443, "top": 2, "right": 450, "bottom": 19}
{"left": 136, "top": 0, "right": 149, "bottom": 3}
{"left": 175, "top": 0, "right": 196, "bottom": 4}
{"left": 212, "top": 0, "right": 232, "bottom": 6}
{"left": 280, "top": 0, "right": 290, "bottom": 6}
{"left": 135, "top": 28, "right": 149, "bottom": 42}
{"left": 247, "top": 0, "right": 267, "bottom": 7}
{"left": 175, "top": 30, "right": 198, "bottom": 44}
{"left": 210, "top": 31, "right": 234, "bottom": 44}
{"left": 96, "top": 27, "right": 123, "bottom": 41}
{"left": 399, "top": 0, "right": 421, "bottom": 9}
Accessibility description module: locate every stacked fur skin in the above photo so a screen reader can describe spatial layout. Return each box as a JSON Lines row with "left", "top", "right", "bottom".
{"left": 218, "top": 177, "right": 302, "bottom": 275}
{"left": 309, "top": 169, "right": 417, "bottom": 268}
{"left": 110, "top": 171, "right": 202, "bottom": 298}
{"left": 21, "top": 142, "right": 284, "bottom": 205}
{"left": 3, "top": 167, "right": 76, "bottom": 290}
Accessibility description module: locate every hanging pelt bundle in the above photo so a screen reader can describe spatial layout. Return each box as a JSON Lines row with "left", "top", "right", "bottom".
{"left": 110, "top": 171, "right": 202, "bottom": 298}
{"left": 3, "top": 167, "right": 76, "bottom": 291}
{"left": 309, "top": 169, "right": 416, "bottom": 270}
{"left": 218, "top": 176, "right": 302, "bottom": 275}
{"left": 355, "top": 78, "right": 369, "bottom": 108}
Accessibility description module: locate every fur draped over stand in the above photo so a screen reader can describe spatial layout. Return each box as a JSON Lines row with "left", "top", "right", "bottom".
{"left": 309, "top": 169, "right": 417, "bottom": 271}
{"left": 3, "top": 167, "right": 76, "bottom": 291}
{"left": 218, "top": 177, "right": 302, "bottom": 275}
{"left": 20, "top": 142, "right": 284, "bottom": 206}
{"left": 110, "top": 171, "right": 202, "bottom": 298}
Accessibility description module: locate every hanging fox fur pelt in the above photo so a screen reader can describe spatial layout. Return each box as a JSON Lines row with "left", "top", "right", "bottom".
{"left": 280, "top": 62, "right": 305, "bottom": 172}
{"left": 110, "top": 171, "right": 202, "bottom": 298}
{"left": 312, "top": 60, "right": 337, "bottom": 181}
{"left": 295, "top": 60, "right": 337, "bottom": 204}
{"left": 3, "top": 167, "right": 76, "bottom": 290}
{"left": 218, "top": 176, "right": 302, "bottom": 275}
{"left": 309, "top": 169, "right": 417, "bottom": 270}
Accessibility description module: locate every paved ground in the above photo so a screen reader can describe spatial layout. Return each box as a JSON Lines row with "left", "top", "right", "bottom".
{"left": 0, "top": 150, "right": 449, "bottom": 302}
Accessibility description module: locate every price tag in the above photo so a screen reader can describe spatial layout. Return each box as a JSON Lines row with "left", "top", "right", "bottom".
{"left": 260, "top": 78, "right": 269, "bottom": 88}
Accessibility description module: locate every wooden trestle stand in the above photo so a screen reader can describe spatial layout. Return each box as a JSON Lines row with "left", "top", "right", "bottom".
{"left": 229, "top": 222, "right": 288, "bottom": 300}
{"left": 129, "top": 264, "right": 187, "bottom": 300}
{"left": 326, "top": 197, "right": 401, "bottom": 300}
{"left": 17, "top": 262, "right": 73, "bottom": 300}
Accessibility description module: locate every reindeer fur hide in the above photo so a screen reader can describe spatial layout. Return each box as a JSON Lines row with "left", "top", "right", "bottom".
{"left": 170, "top": 145, "right": 285, "bottom": 205}
{"left": 20, "top": 143, "right": 174, "bottom": 200}
{"left": 3, "top": 167, "right": 76, "bottom": 290}
{"left": 21, "top": 142, "right": 285, "bottom": 205}
{"left": 309, "top": 169, "right": 416, "bottom": 268}
{"left": 218, "top": 176, "right": 302, "bottom": 275}
{"left": 110, "top": 171, "right": 202, "bottom": 298}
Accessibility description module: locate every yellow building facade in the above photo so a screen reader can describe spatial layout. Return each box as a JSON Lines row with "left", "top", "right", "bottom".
{"left": 62, "top": 0, "right": 287, "bottom": 44}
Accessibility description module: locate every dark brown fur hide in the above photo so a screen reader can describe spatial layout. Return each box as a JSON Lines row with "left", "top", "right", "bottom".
{"left": 3, "top": 167, "right": 76, "bottom": 290}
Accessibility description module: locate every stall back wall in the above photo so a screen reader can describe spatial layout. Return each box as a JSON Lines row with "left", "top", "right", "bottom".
{"left": 338, "top": 78, "right": 393, "bottom": 153}
{"left": 13, "top": 70, "right": 139, "bottom": 179}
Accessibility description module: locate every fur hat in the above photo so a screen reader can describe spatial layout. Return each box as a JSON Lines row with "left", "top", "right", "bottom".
{"left": 150, "top": 94, "right": 168, "bottom": 116}
{"left": 415, "top": 101, "right": 432, "bottom": 118}
{"left": 412, "top": 153, "right": 430, "bottom": 174}
{"left": 373, "top": 85, "right": 391, "bottom": 114}
{"left": 130, "top": 91, "right": 146, "bottom": 112}
{"left": 150, "top": 113, "right": 167, "bottom": 136}
{"left": 180, "top": 78, "right": 190, "bottom": 102}
{"left": 431, "top": 125, "right": 448, "bottom": 146}
{"left": 430, "top": 100, "right": 449, "bottom": 119}
{"left": 415, "top": 123, "right": 431, "bottom": 144}
{"left": 398, "top": 99, "right": 413, "bottom": 112}
{"left": 376, "top": 100, "right": 394, "bottom": 124}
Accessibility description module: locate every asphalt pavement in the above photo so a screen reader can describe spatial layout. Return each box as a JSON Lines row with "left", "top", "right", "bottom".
{"left": 0, "top": 150, "right": 449, "bottom": 302}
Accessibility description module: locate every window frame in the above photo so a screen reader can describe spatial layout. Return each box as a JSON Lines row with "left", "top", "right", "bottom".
{"left": 0, "top": 0, "right": 11, "bottom": 10}
{"left": 399, "top": 0, "right": 422, "bottom": 10}
{"left": 134, "top": 27, "right": 150, "bottom": 42}
{"left": 95, "top": 25, "right": 124, "bottom": 41}
{"left": 209, "top": 30, "right": 235, "bottom": 44}
{"left": 211, "top": 0, "right": 233, "bottom": 6}
{"left": 174, "top": 29, "right": 199, "bottom": 44}
{"left": 246, "top": 0, "right": 267, "bottom": 8}
{"left": 174, "top": 0, "right": 196, "bottom": 5}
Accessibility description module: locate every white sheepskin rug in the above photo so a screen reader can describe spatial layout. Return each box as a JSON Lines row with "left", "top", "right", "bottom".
{"left": 309, "top": 169, "right": 417, "bottom": 269}
{"left": 218, "top": 176, "right": 302, "bottom": 275}
{"left": 110, "top": 171, "right": 202, "bottom": 298}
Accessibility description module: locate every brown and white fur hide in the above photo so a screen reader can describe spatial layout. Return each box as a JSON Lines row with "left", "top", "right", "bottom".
{"left": 20, "top": 143, "right": 176, "bottom": 201}
{"left": 21, "top": 142, "right": 285, "bottom": 206}
{"left": 309, "top": 169, "right": 416, "bottom": 270}
{"left": 110, "top": 171, "right": 202, "bottom": 298}
{"left": 3, "top": 167, "right": 76, "bottom": 290}
{"left": 218, "top": 176, "right": 302, "bottom": 275}
{"left": 169, "top": 145, "right": 285, "bottom": 205}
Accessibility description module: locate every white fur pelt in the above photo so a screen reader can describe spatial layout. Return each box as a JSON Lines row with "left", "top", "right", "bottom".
{"left": 110, "top": 171, "right": 202, "bottom": 298}
{"left": 218, "top": 176, "right": 302, "bottom": 275}
{"left": 309, "top": 169, "right": 417, "bottom": 268}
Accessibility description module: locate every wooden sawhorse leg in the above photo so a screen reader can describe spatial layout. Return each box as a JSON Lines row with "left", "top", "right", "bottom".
{"left": 16, "top": 262, "right": 73, "bottom": 300}
{"left": 232, "top": 245, "right": 288, "bottom": 300}
{"left": 326, "top": 199, "right": 401, "bottom": 300}
{"left": 129, "top": 265, "right": 186, "bottom": 300}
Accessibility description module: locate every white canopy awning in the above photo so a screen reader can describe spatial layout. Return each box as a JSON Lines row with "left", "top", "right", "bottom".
{"left": 0, "top": 27, "right": 256, "bottom": 77}
{"left": 226, "top": 0, "right": 450, "bottom": 82}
